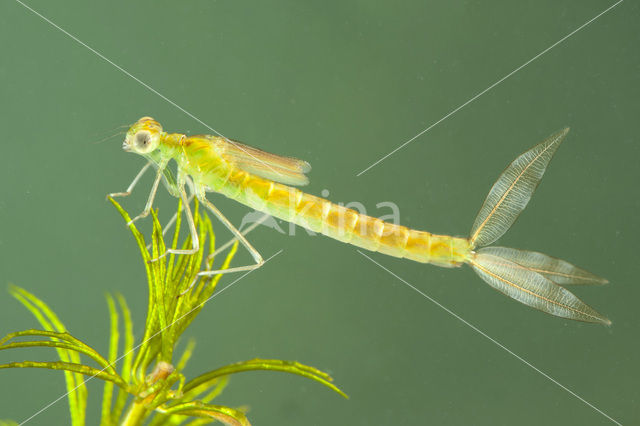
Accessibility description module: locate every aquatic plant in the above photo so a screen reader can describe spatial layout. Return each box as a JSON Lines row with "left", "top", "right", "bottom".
{"left": 0, "top": 197, "right": 346, "bottom": 425}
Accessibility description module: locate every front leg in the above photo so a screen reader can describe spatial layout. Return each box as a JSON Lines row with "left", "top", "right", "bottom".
{"left": 149, "top": 182, "right": 200, "bottom": 262}
{"left": 127, "top": 160, "right": 168, "bottom": 226}
{"left": 145, "top": 176, "right": 196, "bottom": 250}
{"left": 107, "top": 162, "right": 151, "bottom": 199}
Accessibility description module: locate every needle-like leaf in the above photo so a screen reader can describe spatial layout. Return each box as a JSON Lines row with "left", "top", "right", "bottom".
{"left": 112, "top": 293, "right": 135, "bottom": 423}
{"left": 157, "top": 401, "right": 250, "bottom": 426}
{"left": 8, "top": 285, "right": 88, "bottom": 425}
{"left": 101, "top": 294, "right": 119, "bottom": 426}
{"left": 0, "top": 338, "right": 115, "bottom": 375}
{"left": 0, "top": 361, "right": 127, "bottom": 389}
{"left": 6, "top": 194, "right": 344, "bottom": 426}
{"left": 184, "top": 359, "right": 348, "bottom": 399}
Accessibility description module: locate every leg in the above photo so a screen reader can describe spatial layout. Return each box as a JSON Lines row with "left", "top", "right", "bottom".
{"left": 145, "top": 190, "right": 195, "bottom": 251}
{"left": 209, "top": 212, "right": 270, "bottom": 259}
{"left": 180, "top": 195, "right": 265, "bottom": 295}
{"left": 161, "top": 176, "right": 196, "bottom": 236}
{"left": 149, "top": 183, "right": 199, "bottom": 262}
{"left": 197, "top": 196, "right": 264, "bottom": 275}
{"left": 128, "top": 161, "right": 168, "bottom": 226}
{"left": 108, "top": 162, "right": 152, "bottom": 199}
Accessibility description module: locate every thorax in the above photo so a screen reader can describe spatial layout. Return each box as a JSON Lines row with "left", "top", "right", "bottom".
{"left": 168, "top": 134, "right": 232, "bottom": 190}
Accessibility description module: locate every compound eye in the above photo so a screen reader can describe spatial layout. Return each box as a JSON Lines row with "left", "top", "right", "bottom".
{"left": 134, "top": 131, "right": 151, "bottom": 150}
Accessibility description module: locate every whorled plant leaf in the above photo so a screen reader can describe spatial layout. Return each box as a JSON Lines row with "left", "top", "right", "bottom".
{"left": 196, "top": 375, "right": 230, "bottom": 405}
{"left": 112, "top": 293, "right": 135, "bottom": 424}
{"left": 0, "top": 329, "right": 115, "bottom": 373}
{"left": 156, "top": 401, "right": 250, "bottom": 426}
{"left": 0, "top": 361, "right": 127, "bottom": 389}
{"left": 8, "top": 284, "right": 88, "bottom": 425}
{"left": 4, "top": 196, "right": 345, "bottom": 426}
{"left": 175, "top": 338, "right": 197, "bottom": 373}
{"left": 184, "top": 358, "right": 348, "bottom": 399}
{"left": 177, "top": 374, "right": 230, "bottom": 410}
{"left": 101, "top": 294, "right": 119, "bottom": 426}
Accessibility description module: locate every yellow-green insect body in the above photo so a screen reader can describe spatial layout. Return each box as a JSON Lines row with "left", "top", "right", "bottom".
{"left": 115, "top": 117, "right": 610, "bottom": 324}
{"left": 128, "top": 118, "right": 472, "bottom": 267}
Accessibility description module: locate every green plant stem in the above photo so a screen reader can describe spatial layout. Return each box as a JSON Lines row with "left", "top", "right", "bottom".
{"left": 121, "top": 401, "right": 149, "bottom": 426}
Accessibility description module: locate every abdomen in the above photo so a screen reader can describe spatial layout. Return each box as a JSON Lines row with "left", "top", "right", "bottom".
{"left": 217, "top": 171, "right": 472, "bottom": 267}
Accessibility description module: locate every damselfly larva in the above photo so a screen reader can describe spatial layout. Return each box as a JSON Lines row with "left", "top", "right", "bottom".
{"left": 110, "top": 117, "right": 610, "bottom": 325}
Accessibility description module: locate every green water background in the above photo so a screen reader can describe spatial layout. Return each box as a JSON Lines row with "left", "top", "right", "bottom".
{"left": 0, "top": 1, "right": 638, "bottom": 424}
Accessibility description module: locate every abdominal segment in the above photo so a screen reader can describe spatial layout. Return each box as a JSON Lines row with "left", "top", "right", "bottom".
{"left": 238, "top": 176, "right": 471, "bottom": 267}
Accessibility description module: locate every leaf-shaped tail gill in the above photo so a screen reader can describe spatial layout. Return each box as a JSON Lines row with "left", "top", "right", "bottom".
{"left": 469, "top": 250, "right": 610, "bottom": 325}
{"left": 470, "top": 128, "right": 569, "bottom": 248}
{"left": 479, "top": 247, "right": 608, "bottom": 285}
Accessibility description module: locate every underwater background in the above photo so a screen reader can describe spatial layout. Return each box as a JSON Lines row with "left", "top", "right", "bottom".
{"left": 0, "top": 1, "right": 638, "bottom": 424}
